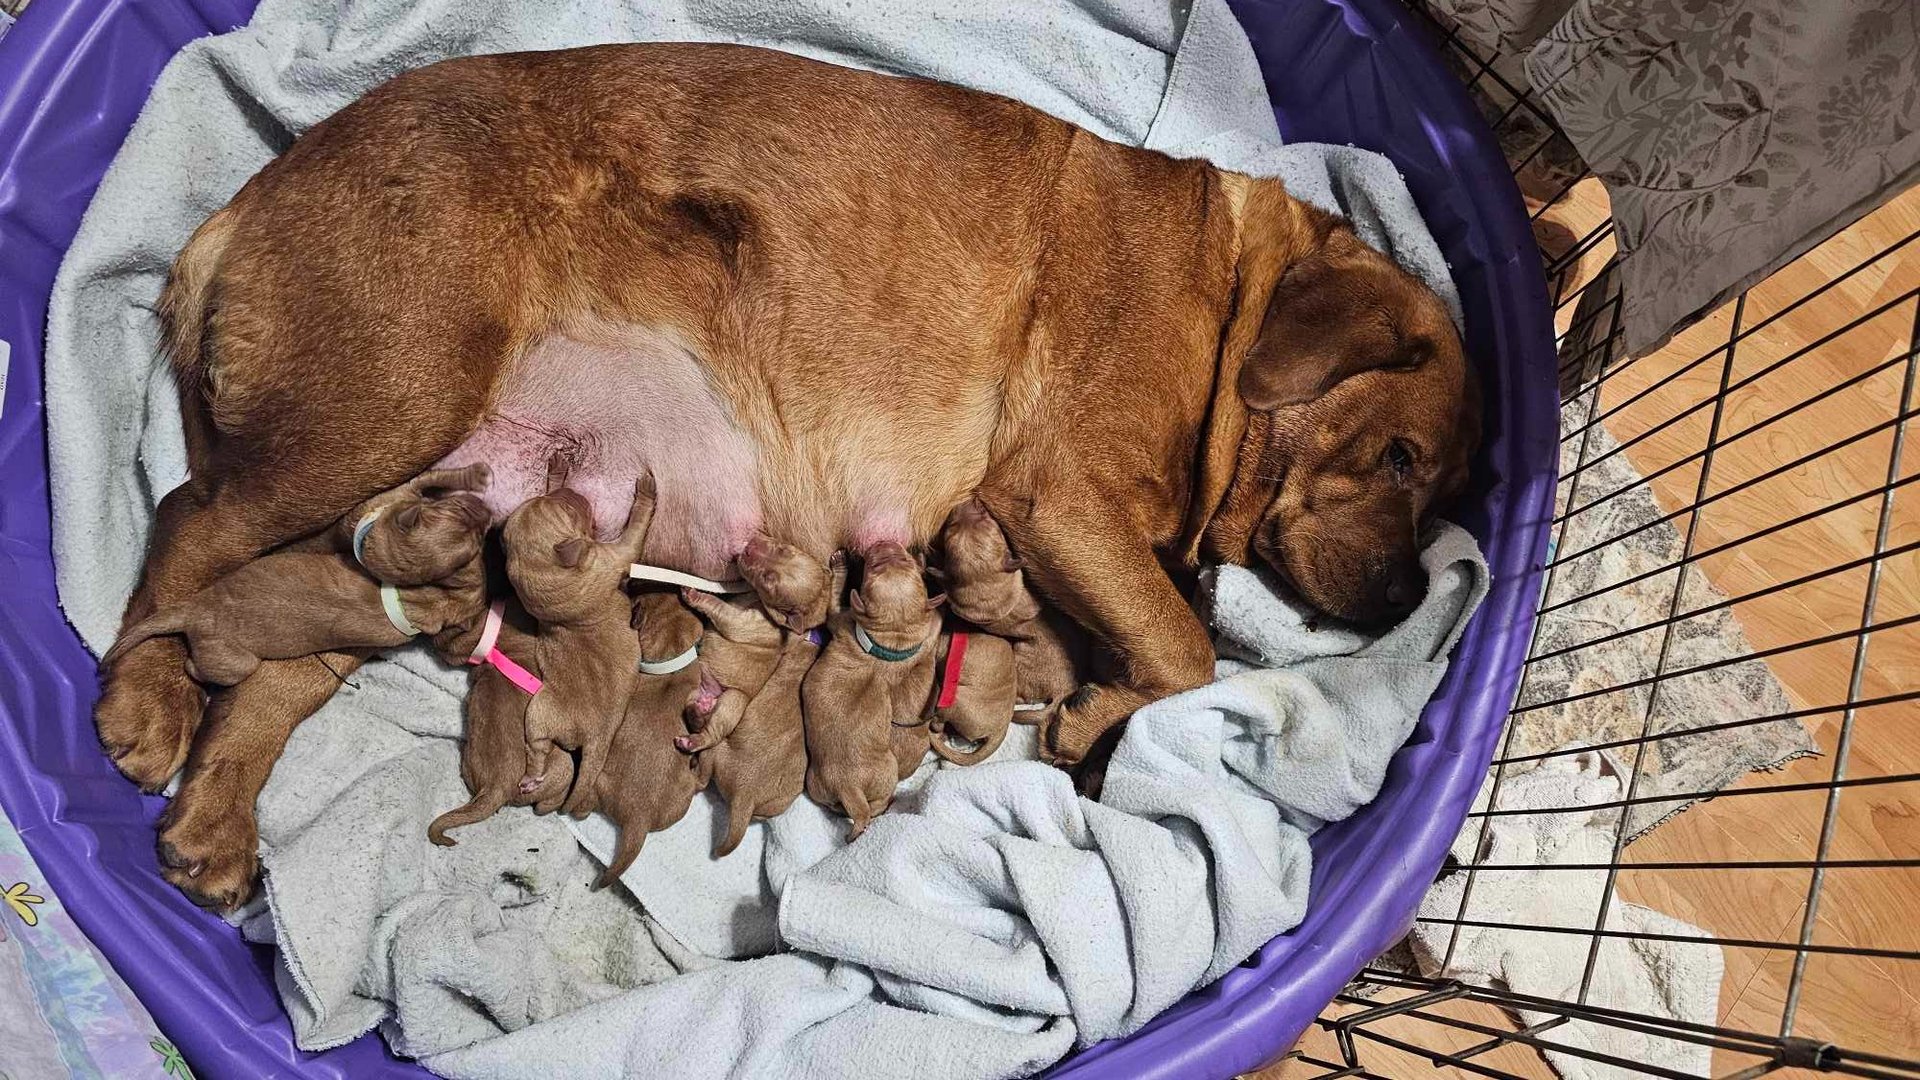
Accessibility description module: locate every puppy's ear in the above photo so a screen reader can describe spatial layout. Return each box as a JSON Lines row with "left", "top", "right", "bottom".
{"left": 926, "top": 593, "right": 948, "bottom": 610}
{"left": 1238, "top": 232, "right": 1431, "bottom": 411}
{"left": 1000, "top": 554, "right": 1024, "bottom": 573}
{"left": 394, "top": 503, "right": 424, "bottom": 531}
{"left": 849, "top": 589, "right": 868, "bottom": 615}
{"left": 554, "top": 538, "right": 590, "bottom": 568}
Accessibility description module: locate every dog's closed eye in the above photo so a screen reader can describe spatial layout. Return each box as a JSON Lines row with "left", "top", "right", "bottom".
{"left": 1383, "top": 439, "right": 1415, "bottom": 481}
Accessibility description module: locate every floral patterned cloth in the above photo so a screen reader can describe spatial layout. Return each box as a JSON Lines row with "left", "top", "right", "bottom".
{"left": 1426, "top": 0, "right": 1920, "bottom": 356}
{"left": 0, "top": 804, "right": 188, "bottom": 1078}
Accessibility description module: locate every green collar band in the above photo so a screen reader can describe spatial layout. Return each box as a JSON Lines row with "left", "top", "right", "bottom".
{"left": 854, "top": 622, "right": 922, "bottom": 663}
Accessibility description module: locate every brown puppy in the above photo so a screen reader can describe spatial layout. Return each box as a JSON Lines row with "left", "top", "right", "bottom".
{"left": 801, "top": 544, "right": 943, "bottom": 836}
{"left": 927, "top": 630, "right": 1017, "bottom": 767}
{"left": 503, "top": 468, "right": 654, "bottom": 815}
{"left": 704, "top": 627, "right": 823, "bottom": 857}
{"left": 676, "top": 588, "right": 786, "bottom": 755}
{"left": 102, "top": 489, "right": 488, "bottom": 685}
{"left": 939, "top": 500, "right": 1083, "bottom": 725}
{"left": 589, "top": 587, "right": 706, "bottom": 886}
{"left": 108, "top": 43, "right": 1478, "bottom": 798}
{"left": 426, "top": 599, "right": 545, "bottom": 845}
{"left": 336, "top": 463, "right": 493, "bottom": 586}
{"left": 736, "top": 536, "right": 838, "bottom": 632}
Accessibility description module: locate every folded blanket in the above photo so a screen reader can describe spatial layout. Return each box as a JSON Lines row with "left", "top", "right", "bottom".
{"left": 46, "top": 0, "right": 1484, "bottom": 1076}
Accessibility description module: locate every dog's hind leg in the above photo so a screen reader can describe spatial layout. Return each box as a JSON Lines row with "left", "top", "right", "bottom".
{"left": 98, "top": 330, "right": 505, "bottom": 789}
{"left": 157, "top": 651, "right": 367, "bottom": 909}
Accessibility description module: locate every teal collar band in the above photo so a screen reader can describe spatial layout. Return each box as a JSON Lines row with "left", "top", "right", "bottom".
{"left": 854, "top": 622, "right": 922, "bottom": 663}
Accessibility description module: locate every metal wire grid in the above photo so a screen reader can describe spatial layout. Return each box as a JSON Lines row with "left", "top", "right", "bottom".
{"left": 1268, "top": 4, "right": 1920, "bottom": 1078}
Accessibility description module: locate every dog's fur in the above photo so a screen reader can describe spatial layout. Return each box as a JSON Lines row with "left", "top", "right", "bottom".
{"left": 938, "top": 500, "right": 1085, "bottom": 725}
{"left": 502, "top": 470, "right": 654, "bottom": 815}
{"left": 588, "top": 587, "right": 705, "bottom": 887}
{"left": 335, "top": 463, "right": 493, "bottom": 586}
{"left": 800, "top": 543, "right": 942, "bottom": 836}
{"left": 703, "top": 628, "right": 821, "bottom": 857}
{"left": 677, "top": 588, "right": 787, "bottom": 754}
{"left": 102, "top": 482, "right": 488, "bottom": 684}
{"left": 426, "top": 599, "right": 544, "bottom": 845}
{"left": 927, "top": 630, "right": 1017, "bottom": 766}
{"left": 155, "top": 650, "right": 370, "bottom": 909}
{"left": 737, "top": 536, "right": 838, "bottom": 632}
{"left": 103, "top": 44, "right": 1479, "bottom": 838}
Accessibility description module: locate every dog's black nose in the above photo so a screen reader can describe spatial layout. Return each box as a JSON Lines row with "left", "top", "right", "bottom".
{"left": 1380, "top": 561, "right": 1425, "bottom": 619}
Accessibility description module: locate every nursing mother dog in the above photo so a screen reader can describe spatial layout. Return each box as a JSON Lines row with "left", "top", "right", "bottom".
{"left": 98, "top": 43, "right": 1479, "bottom": 796}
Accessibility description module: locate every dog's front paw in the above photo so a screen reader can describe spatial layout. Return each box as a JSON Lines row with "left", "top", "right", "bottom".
{"left": 97, "top": 642, "right": 206, "bottom": 791}
{"left": 1040, "top": 684, "right": 1141, "bottom": 767}
{"left": 156, "top": 782, "right": 259, "bottom": 911}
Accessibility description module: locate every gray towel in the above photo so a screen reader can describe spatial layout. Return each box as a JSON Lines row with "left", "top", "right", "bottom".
{"left": 229, "top": 524, "right": 1485, "bottom": 1078}
{"left": 45, "top": 0, "right": 1484, "bottom": 1076}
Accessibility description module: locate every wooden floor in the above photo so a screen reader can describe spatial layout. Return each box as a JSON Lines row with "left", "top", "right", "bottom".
{"left": 1253, "top": 182, "right": 1920, "bottom": 1079}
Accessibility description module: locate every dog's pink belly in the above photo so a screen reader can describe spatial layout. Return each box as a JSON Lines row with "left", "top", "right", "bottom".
{"left": 436, "top": 329, "right": 761, "bottom": 578}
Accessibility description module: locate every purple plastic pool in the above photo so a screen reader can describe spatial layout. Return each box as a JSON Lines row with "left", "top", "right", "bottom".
{"left": 0, "top": 0, "right": 1555, "bottom": 1076}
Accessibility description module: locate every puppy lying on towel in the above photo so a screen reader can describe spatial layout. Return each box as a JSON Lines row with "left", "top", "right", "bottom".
{"left": 801, "top": 543, "right": 943, "bottom": 836}
{"left": 584, "top": 588, "right": 706, "bottom": 887}
{"left": 676, "top": 589, "right": 787, "bottom": 755}
{"left": 939, "top": 500, "right": 1084, "bottom": 725}
{"left": 926, "top": 629, "right": 1017, "bottom": 766}
{"left": 102, "top": 474, "right": 490, "bottom": 685}
{"left": 702, "top": 621, "right": 829, "bottom": 857}
{"left": 427, "top": 597, "right": 545, "bottom": 845}
{"left": 502, "top": 464, "right": 654, "bottom": 816}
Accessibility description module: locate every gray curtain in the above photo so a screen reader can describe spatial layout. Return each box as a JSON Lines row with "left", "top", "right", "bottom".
{"left": 1429, "top": 0, "right": 1920, "bottom": 357}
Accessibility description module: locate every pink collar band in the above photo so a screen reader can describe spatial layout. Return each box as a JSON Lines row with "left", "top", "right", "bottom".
{"left": 466, "top": 600, "right": 542, "bottom": 695}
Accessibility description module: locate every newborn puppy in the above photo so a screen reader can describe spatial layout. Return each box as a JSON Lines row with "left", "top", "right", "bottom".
{"left": 588, "top": 587, "right": 706, "bottom": 886}
{"left": 801, "top": 543, "right": 943, "bottom": 837}
{"left": 102, "top": 478, "right": 490, "bottom": 685}
{"left": 675, "top": 588, "right": 786, "bottom": 755}
{"left": 927, "top": 629, "right": 1017, "bottom": 766}
{"left": 939, "top": 499, "right": 1084, "bottom": 723}
{"left": 738, "top": 535, "right": 837, "bottom": 632}
{"left": 504, "top": 464, "right": 654, "bottom": 815}
{"left": 427, "top": 599, "right": 547, "bottom": 845}
{"left": 335, "top": 463, "right": 493, "bottom": 586}
{"left": 704, "top": 628, "right": 822, "bottom": 857}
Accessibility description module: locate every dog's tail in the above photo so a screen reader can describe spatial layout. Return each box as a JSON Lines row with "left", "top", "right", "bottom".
{"left": 100, "top": 610, "right": 189, "bottom": 672}
{"left": 929, "top": 719, "right": 1008, "bottom": 768}
{"left": 595, "top": 825, "right": 647, "bottom": 891}
{"left": 717, "top": 795, "right": 755, "bottom": 858}
{"left": 839, "top": 784, "right": 876, "bottom": 840}
{"left": 159, "top": 206, "right": 240, "bottom": 475}
{"left": 426, "top": 787, "right": 510, "bottom": 847}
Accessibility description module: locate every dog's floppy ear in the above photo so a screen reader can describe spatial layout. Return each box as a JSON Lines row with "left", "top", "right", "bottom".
{"left": 1238, "top": 231, "right": 1432, "bottom": 411}
{"left": 1181, "top": 176, "right": 1302, "bottom": 565}
{"left": 394, "top": 502, "right": 424, "bottom": 531}
{"left": 554, "top": 538, "right": 590, "bottom": 568}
